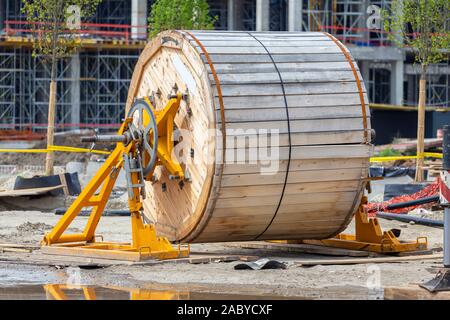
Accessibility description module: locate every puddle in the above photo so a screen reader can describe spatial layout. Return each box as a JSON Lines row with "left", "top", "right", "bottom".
{"left": 0, "top": 284, "right": 291, "bottom": 300}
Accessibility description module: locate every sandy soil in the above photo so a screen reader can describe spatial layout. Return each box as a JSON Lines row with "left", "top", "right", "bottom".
{"left": 0, "top": 209, "right": 444, "bottom": 299}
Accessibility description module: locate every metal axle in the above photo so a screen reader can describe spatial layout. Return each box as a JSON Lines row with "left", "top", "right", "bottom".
{"left": 81, "top": 134, "right": 128, "bottom": 144}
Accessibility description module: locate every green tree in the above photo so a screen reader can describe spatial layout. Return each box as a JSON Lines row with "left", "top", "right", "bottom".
{"left": 22, "top": 0, "right": 102, "bottom": 175}
{"left": 384, "top": 0, "right": 450, "bottom": 182}
{"left": 148, "top": 0, "right": 216, "bottom": 38}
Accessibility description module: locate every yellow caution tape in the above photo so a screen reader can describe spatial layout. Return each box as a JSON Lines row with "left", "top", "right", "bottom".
{"left": 0, "top": 145, "right": 111, "bottom": 155}
{"left": 48, "top": 145, "right": 111, "bottom": 155}
{"left": 370, "top": 152, "right": 443, "bottom": 162}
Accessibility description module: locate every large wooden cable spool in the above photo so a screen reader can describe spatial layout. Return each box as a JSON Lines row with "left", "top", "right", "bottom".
{"left": 126, "top": 30, "right": 372, "bottom": 243}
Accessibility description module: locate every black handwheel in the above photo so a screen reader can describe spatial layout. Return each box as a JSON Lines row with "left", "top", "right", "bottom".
{"left": 127, "top": 99, "right": 158, "bottom": 177}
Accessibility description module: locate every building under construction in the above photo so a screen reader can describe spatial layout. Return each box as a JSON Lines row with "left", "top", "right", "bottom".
{"left": 0, "top": 0, "right": 449, "bottom": 142}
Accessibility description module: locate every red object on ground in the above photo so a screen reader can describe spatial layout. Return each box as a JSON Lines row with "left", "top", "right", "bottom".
{"left": 366, "top": 178, "right": 440, "bottom": 217}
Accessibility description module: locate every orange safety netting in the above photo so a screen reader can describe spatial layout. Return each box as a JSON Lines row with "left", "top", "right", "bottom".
{"left": 366, "top": 178, "right": 440, "bottom": 217}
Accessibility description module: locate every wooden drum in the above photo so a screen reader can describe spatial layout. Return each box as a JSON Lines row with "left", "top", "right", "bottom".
{"left": 126, "top": 30, "right": 372, "bottom": 243}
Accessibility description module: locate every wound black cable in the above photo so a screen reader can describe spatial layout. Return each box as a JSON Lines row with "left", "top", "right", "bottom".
{"left": 246, "top": 32, "right": 292, "bottom": 240}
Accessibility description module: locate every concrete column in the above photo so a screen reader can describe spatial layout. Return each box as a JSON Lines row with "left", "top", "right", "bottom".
{"left": 390, "top": 60, "right": 404, "bottom": 106}
{"left": 70, "top": 54, "right": 80, "bottom": 128}
{"left": 256, "top": 0, "right": 270, "bottom": 31}
{"left": 288, "top": 0, "right": 302, "bottom": 31}
{"left": 131, "top": 0, "right": 148, "bottom": 40}
{"left": 406, "top": 74, "right": 415, "bottom": 105}
{"left": 359, "top": 61, "right": 371, "bottom": 88}
{"left": 227, "top": 0, "right": 235, "bottom": 30}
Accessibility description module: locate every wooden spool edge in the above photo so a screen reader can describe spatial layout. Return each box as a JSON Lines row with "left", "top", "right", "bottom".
{"left": 125, "top": 30, "right": 225, "bottom": 242}
{"left": 316, "top": 32, "right": 370, "bottom": 240}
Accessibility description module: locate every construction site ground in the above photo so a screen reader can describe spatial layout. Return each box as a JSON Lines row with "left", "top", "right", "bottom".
{"left": 0, "top": 162, "right": 446, "bottom": 300}
{"left": 0, "top": 207, "right": 445, "bottom": 300}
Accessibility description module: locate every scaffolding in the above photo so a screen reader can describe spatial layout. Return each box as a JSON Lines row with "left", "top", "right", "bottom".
{"left": 0, "top": 45, "right": 138, "bottom": 131}
{"left": 80, "top": 50, "right": 138, "bottom": 125}
{"left": 0, "top": 47, "right": 33, "bottom": 128}
{"left": 270, "top": 0, "right": 288, "bottom": 31}
{"left": 405, "top": 62, "right": 450, "bottom": 107}
{"left": 302, "top": 0, "right": 334, "bottom": 32}
{"left": 209, "top": 0, "right": 228, "bottom": 30}
{"left": 0, "top": 0, "right": 141, "bottom": 132}
{"left": 300, "top": 0, "right": 391, "bottom": 46}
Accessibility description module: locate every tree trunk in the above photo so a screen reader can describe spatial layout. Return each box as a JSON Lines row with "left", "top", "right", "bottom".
{"left": 414, "top": 70, "right": 426, "bottom": 182}
{"left": 45, "top": 59, "right": 57, "bottom": 176}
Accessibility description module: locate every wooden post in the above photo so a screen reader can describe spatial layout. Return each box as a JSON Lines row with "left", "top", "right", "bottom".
{"left": 415, "top": 75, "right": 426, "bottom": 182}
{"left": 45, "top": 61, "right": 57, "bottom": 176}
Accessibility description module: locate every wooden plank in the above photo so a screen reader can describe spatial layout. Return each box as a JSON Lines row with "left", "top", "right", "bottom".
{"left": 218, "top": 180, "right": 362, "bottom": 198}
{"left": 294, "top": 253, "right": 443, "bottom": 266}
{"left": 209, "top": 61, "right": 354, "bottom": 74}
{"left": 0, "top": 185, "right": 63, "bottom": 197}
{"left": 215, "top": 191, "right": 358, "bottom": 208}
{"left": 225, "top": 241, "right": 370, "bottom": 257}
{"left": 223, "top": 158, "right": 367, "bottom": 174}
{"left": 0, "top": 251, "right": 258, "bottom": 267}
{"left": 222, "top": 118, "right": 369, "bottom": 133}
{"left": 219, "top": 82, "right": 363, "bottom": 96}
{"left": 219, "top": 145, "right": 371, "bottom": 166}
{"left": 0, "top": 247, "right": 31, "bottom": 253}
{"left": 212, "top": 200, "right": 356, "bottom": 216}
{"left": 384, "top": 286, "right": 450, "bottom": 300}
{"left": 221, "top": 92, "right": 367, "bottom": 109}
{"left": 218, "top": 105, "right": 366, "bottom": 122}
{"left": 192, "top": 38, "right": 334, "bottom": 47}
{"left": 0, "top": 243, "right": 40, "bottom": 250}
{"left": 197, "top": 46, "right": 342, "bottom": 55}
{"left": 212, "top": 71, "right": 358, "bottom": 85}
{"left": 203, "top": 53, "right": 347, "bottom": 64}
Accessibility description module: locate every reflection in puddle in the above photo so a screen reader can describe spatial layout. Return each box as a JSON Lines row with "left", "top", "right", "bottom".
{"left": 43, "top": 284, "right": 189, "bottom": 300}
{"left": 0, "top": 284, "right": 290, "bottom": 300}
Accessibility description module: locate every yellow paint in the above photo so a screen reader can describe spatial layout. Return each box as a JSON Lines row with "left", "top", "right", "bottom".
{"left": 143, "top": 94, "right": 185, "bottom": 179}
{"left": 303, "top": 196, "right": 428, "bottom": 253}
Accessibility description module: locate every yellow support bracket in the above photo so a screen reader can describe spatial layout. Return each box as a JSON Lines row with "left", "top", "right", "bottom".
{"left": 273, "top": 196, "right": 428, "bottom": 254}
{"left": 144, "top": 94, "right": 184, "bottom": 180}
{"left": 41, "top": 98, "right": 190, "bottom": 262}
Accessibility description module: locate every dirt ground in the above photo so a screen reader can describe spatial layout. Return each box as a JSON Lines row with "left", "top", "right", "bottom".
{"left": 0, "top": 208, "right": 444, "bottom": 299}
{"left": 0, "top": 168, "right": 445, "bottom": 299}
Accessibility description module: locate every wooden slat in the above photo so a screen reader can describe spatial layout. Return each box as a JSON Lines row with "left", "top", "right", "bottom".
{"left": 208, "top": 61, "right": 354, "bottom": 74}
{"left": 219, "top": 82, "right": 364, "bottom": 96}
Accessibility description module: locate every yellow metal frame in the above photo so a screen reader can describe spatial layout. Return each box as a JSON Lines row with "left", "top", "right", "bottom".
{"left": 304, "top": 196, "right": 428, "bottom": 253}
{"left": 272, "top": 196, "right": 428, "bottom": 253}
{"left": 144, "top": 94, "right": 184, "bottom": 180}
{"left": 41, "top": 96, "right": 189, "bottom": 261}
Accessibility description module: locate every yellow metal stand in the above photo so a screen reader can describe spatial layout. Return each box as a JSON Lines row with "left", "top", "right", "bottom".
{"left": 272, "top": 196, "right": 428, "bottom": 254}
{"left": 41, "top": 94, "right": 189, "bottom": 261}
{"left": 303, "top": 196, "right": 428, "bottom": 253}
